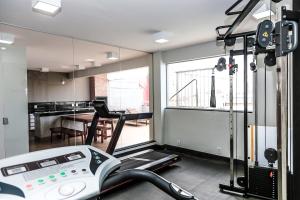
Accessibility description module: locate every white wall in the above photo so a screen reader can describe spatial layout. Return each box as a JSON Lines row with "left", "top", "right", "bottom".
{"left": 0, "top": 46, "right": 29, "bottom": 158}
{"left": 153, "top": 52, "right": 166, "bottom": 144}
{"left": 153, "top": 41, "right": 276, "bottom": 160}
{"left": 164, "top": 109, "right": 247, "bottom": 158}
{"left": 27, "top": 70, "right": 90, "bottom": 102}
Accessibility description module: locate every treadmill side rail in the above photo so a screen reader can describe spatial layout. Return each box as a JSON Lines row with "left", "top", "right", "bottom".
{"left": 102, "top": 169, "right": 199, "bottom": 200}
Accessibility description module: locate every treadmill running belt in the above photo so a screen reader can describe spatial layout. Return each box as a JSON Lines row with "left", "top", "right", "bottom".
{"left": 119, "top": 151, "right": 172, "bottom": 171}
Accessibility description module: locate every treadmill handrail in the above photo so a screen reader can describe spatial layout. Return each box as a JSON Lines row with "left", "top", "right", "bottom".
{"left": 85, "top": 100, "right": 153, "bottom": 155}
{"left": 93, "top": 100, "right": 153, "bottom": 120}
{"left": 102, "top": 169, "right": 199, "bottom": 200}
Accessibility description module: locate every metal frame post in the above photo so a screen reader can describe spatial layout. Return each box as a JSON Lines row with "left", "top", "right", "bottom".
{"left": 276, "top": 56, "right": 288, "bottom": 200}
{"left": 219, "top": 33, "right": 254, "bottom": 196}
{"left": 292, "top": 0, "right": 300, "bottom": 199}
{"left": 243, "top": 35, "right": 249, "bottom": 194}
{"left": 229, "top": 59, "right": 234, "bottom": 187}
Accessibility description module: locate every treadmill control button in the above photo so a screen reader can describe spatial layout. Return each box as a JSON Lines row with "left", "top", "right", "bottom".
{"left": 49, "top": 176, "right": 57, "bottom": 182}
{"left": 59, "top": 185, "right": 75, "bottom": 196}
{"left": 96, "top": 160, "right": 102, "bottom": 164}
{"left": 95, "top": 156, "right": 100, "bottom": 159}
{"left": 37, "top": 179, "right": 45, "bottom": 185}
{"left": 60, "top": 171, "right": 67, "bottom": 177}
{"left": 82, "top": 169, "right": 87, "bottom": 172}
{"left": 89, "top": 149, "right": 108, "bottom": 174}
{"left": 46, "top": 181, "right": 86, "bottom": 200}
{"left": 25, "top": 184, "right": 33, "bottom": 190}
{"left": 49, "top": 175, "right": 55, "bottom": 178}
{"left": 71, "top": 170, "right": 77, "bottom": 174}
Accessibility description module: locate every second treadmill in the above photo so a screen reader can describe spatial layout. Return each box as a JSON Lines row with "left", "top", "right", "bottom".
{"left": 85, "top": 101, "right": 180, "bottom": 192}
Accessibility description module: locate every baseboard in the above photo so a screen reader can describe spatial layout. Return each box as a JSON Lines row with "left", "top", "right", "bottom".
{"left": 163, "top": 144, "right": 244, "bottom": 165}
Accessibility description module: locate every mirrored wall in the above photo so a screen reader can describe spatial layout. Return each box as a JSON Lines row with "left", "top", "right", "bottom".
{"left": 0, "top": 23, "right": 152, "bottom": 158}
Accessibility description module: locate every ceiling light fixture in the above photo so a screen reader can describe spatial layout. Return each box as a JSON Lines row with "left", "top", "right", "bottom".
{"left": 32, "top": 0, "right": 61, "bottom": 16}
{"left": 155, "top": 38, "right": 169, "bottom": 44}
{"left": 0, "top": 33, "right": 15, "bottom": 45}
{"left": 252, "top": 3, "right": 274, "bottom": 20}
{"left": 0, "top": 47, "right": 7, "bottom": 50}
{"left": 41, "top": 67, "right": 50, "bottom": 72}
{"left": 106, "top": 52, "right": 119, "bottom": 60}
{"left": 153, "top": 31, "right": 172, "bottom": 44}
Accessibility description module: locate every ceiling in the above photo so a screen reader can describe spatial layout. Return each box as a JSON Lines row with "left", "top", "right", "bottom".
{"left": 0, "top": 24, "right": 147, "bottom": 72}
{"left": 0, "top": 0, "right": 267, "bottom": 53}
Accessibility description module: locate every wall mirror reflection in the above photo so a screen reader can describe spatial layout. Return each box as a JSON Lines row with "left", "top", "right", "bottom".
{"left": 0, "top": 24, "right": 152, "bottom": 157}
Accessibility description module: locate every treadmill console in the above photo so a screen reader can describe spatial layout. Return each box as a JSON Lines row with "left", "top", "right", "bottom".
{"left": 0, "top": 145, "right": 121, "bottom": 200}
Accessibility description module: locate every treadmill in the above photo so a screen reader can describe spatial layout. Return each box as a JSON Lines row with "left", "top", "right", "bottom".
{"left": 85, "top": 101, "right": 180, "bottom": 191}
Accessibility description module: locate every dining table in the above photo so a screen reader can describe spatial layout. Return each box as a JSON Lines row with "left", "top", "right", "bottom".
{"left": 60, "top": 113, "right": 114, "bottom": 141}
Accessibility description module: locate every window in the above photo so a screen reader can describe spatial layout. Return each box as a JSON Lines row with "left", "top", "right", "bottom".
{"left": 167, "top": 55, "right": 253, "bottom": 111}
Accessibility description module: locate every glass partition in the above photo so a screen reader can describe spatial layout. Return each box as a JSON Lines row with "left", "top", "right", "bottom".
{"left": 0, "top": 23, "right": 152, "bottom": 158}
{"left": 97, "top": 66, "right": 151, "bottom": 148}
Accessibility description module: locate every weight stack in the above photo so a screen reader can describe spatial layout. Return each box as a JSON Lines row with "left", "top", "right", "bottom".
{"left": 249, "top": 166, "right": 278, "bottom": 199}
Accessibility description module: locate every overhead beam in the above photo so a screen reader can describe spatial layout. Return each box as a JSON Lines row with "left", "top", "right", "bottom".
{"left": 216, "top": 0, "right": 260, "bottom": 40}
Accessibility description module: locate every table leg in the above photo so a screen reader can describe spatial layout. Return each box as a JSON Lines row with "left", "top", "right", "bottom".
{"left": 93, "top": 122, "right": 98, "bottom": 142}
{"left": 83, "top": 122, "right": 88, "bottom": 141}
{"left": 60, "top": 117, "right": 63, "bottom": 135}
{"left": 82, "top": 122, "right": 88, "bottom": 139}
{"left": 103, "top": 121, "right": 109, "bottom": 139}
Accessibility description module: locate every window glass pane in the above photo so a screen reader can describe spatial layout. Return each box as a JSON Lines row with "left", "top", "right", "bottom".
{"left": 167, "top": 55, "right": 253, "bottom": 111}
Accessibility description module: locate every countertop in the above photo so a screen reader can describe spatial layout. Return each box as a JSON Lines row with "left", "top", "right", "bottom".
{"left": 35, "top": 108, "right": 95, "bottom": 117}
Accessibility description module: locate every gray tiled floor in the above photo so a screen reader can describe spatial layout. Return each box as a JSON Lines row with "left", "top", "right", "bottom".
{"left": 102, "top": 154, "right": 259, "bottom": 200}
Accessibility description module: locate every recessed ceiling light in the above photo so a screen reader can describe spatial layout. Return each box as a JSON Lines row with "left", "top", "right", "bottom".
{"left": 85, "top": 59, "right": 95, "bottom": 62}
{"left": 253, "top": 3, "right": 274, "bottom": 19}
{"left": 0, "top": 47, "right": 6, "bottom": 50}
{"left": 32, "top": 0, "right": 61, "bottom": 16}
{"left": 153, "top": 31, "right": 172, "bottom": 44}
{"left": 41, "top": 67, "right": 50, "bottom": 72}
{"left": 0, "top": 33, "right": 15, "bottom": 45}
{"left": 155, "top": 38, "right": 169, "bottom": 44}
{"left": 106, "top": 52, "right": 119, "bottom": 60}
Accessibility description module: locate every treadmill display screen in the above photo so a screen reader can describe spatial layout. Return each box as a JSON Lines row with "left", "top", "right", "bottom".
{"left": 1, "top": 151, "right": 86, "bottom": 177}
{"left": 67, "top": 154, "right": 82, "bottom": 161}
{"left": 39, "top": 160, "right": 57, "bottom": 168}
{"left": 6, "top": 166, "right": 27, "bottom": 175}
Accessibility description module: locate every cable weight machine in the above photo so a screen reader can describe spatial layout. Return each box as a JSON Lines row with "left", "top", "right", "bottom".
{"left": 217, "top": 35, "right": 255, "bottom": 196}
{"left": 216, "top": 0, "right": 300, "bottom": 199}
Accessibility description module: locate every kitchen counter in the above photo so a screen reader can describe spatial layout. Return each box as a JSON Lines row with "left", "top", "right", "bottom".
{"left": 34, "top": 109, "right": 95, "bottom": 139}
{"left": 36, "top": 108, "right": 94, "bottom": 117}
